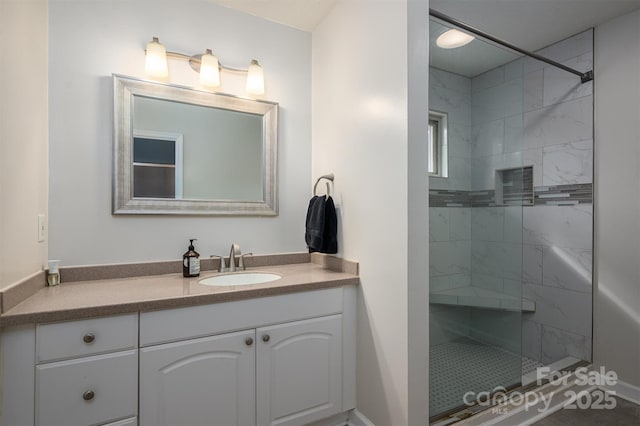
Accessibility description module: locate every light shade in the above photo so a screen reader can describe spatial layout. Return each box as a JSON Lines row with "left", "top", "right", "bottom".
{"left": 145, "top": 37, "right": 168, "bottom": 78}
{"left": 246, "top": 60, "right": 265, "bottom": 95}
{"left": 436, "top": 29, "right": 475, "bottom": 49}
{"left": 199, "top": 49, "right": 220, "bottom": 88}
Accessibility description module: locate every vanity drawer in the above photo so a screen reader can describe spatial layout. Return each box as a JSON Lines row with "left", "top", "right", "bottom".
{"left": 36, "top": 314, "right": 138, "bottom": 362}
{"left": 35, "top": 349, "right": 138, "bottom": 426}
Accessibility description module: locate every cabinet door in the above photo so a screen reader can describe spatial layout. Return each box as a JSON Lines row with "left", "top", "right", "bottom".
{"left": 140, "top": 329, "right": 256, "bottom": 426}
{"left": 256, "top": 314, "right": 342, "bottom": 426}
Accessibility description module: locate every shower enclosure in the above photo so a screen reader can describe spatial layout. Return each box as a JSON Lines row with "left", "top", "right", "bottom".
{"left": 428, "top": 12, "right": 594, "bottom": 421}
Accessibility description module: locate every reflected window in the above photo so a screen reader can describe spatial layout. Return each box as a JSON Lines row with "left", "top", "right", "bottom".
{"left": 133, "top": 130, "right": 183, "bottom": 199}
{"left": 428, "top": 111, "right": 448, "bottom": 178}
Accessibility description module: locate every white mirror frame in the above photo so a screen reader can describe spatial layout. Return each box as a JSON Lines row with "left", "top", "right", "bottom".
{"left": 113, "top": 74, "right": 278, "bottom": 216}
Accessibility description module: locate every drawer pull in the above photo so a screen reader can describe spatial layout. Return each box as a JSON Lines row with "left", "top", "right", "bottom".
{"left": 83, "top": 333, "right": 95, "bottom": 343}
{"left": 83, "top": 390, "right": 95, "bottom": 401}
{"left": 245, "top": 337, "right": 253, "bottom": 346}
{"left": 262, "top": 334, "right": 270, "bottom": 343}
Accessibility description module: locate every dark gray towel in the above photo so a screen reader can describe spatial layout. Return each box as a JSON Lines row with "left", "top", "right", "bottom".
{"left": 305, "top": 195, "right": 338, "bottom": 254}
{"left": 321, "top": 196, "right": 338, "bottom": 254}
{"left": 305, "top": 195, "right": 326, "bottom": 252}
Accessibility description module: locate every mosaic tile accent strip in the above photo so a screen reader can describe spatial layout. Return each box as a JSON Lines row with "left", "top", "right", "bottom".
{"left": 429, "top": 190, "right": 472, "bottom": 207}
{"left": 469, "top": 190, "right": 496, "bottom": 207}
{"left": 430, "top": 338, "right": 544, "bottom": 417}
{"left": 429, "top": 183, "right": 592, "bottom": 208}
{"left": 534, "top": 183, "right": 592, "bottom": 205}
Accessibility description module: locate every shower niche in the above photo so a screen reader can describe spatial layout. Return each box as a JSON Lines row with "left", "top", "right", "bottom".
{"left": 495, "top": 166, "right": 533, "bottom": 206}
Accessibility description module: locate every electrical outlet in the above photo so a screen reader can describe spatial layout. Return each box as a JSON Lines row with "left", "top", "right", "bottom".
{"left": 38, "top": 214, "right": 46, "bottom": 242}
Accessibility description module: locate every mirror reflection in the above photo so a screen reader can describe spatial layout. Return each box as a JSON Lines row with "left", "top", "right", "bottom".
{"left": 133, "top": 96, "right": 264, "bottom": 201}
{"left": 113, "top": 75, "right": 278, "bottom": 216}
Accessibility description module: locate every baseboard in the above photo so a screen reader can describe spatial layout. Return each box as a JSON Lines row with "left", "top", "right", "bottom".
{"left": 305, "top": 411, "right": 350, "bottom": 426}
{"left": 599, "top": 378, "right": 640, "bottom": 405}
{"left": 348, "top": 409, "right": 375, "bottom": 426}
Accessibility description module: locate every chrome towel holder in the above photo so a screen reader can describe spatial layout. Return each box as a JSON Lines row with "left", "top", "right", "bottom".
{"left": 313, "top": 173, "right": 334, "bottom": 196}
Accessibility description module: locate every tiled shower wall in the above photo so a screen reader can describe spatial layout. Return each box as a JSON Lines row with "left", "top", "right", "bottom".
{"left": 429, "top": 30, "right": 594, "bottom": 364}
{"left": 428, "top": 68, "right": 473, "bottom": 346}
{"left": 429, "top": 68, "right": 472, "bottom": 294}
{"left": 468, "top": 30, "right": 594, "bottom": 365}
{"left": 520, "top": 30, "right": 593, "bottom": 365}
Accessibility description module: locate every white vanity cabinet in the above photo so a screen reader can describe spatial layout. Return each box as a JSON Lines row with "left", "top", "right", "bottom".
{"left": 140, "top": 314, "right": 343, "bottom": 426}
{"left": 0, "top": 286, "right": 356, "bottom": 426}
{"left": 139, "top": 287, "right": 354, "bottom": 426}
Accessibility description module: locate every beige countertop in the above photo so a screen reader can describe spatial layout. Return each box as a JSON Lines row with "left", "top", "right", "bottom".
{"left": 0, "top": 261, "right": 359, "bottom": 327}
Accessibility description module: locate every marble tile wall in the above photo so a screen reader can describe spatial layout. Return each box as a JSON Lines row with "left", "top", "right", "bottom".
{"left": 467, "top": 30, "right": 593, "bottom": 365}
{"left": 429, "top": 67, "right": 472, "bottom": 191}
{"left": 428, "top": 67, "right": 474, "bottom": 327}
{"left": 470, "top": 57, "right": 525, "bottom": 191}
{"left": 429, "top": 207, "right": 472, "bottom": 291}
{"left": 522, "top": 204, "right": 593, "bottom": 363}
{"left": 429, "top": 68, "right": 473, "bottom": 345}
{"left": 429, "top": 203, "right": 473, "bottom": 344}
{"left": 520, "top": 29, "right": 593, "bottom": 362}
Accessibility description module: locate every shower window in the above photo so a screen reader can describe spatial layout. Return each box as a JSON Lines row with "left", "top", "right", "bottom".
{"left": 428, "top": 111, "right": 448, "bottom": 177}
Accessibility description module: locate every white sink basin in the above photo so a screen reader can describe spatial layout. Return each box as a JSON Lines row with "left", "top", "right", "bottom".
{"left": 199, "top": 272, "right": 282, "bottom": 286}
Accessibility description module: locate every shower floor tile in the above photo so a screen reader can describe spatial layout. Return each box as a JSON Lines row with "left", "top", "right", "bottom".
{"left": 430, "top": 338, "right": 543, "bottom": 418}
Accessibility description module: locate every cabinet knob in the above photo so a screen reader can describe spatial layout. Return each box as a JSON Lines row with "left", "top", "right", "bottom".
{"left": 83, "top": 333, "right": 95, "bottom": 343}
{"left": 262, "top": 334, "right": 270, "bottom": 343}
{"left": 245, "top": 337, "right": 254, "bottom": 346}
{"left": 83, "top": 390, "right": 95, "bottom": 401}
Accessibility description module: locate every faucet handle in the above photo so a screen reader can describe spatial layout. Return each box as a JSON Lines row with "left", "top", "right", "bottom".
{"left": 238, "top": 252, "right": 253, "bottom": 271}
{"left": 210, "top": 255, "right": 226, "bottom": 273}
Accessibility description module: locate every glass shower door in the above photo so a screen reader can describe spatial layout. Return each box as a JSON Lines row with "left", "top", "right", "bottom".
{"left": 428, "top": 17, "right": 528, "bottom": 420}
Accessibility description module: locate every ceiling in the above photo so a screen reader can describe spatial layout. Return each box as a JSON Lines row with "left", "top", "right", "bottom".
{"left": 206, "top": 0, "right": 337, "bottom": 32}
{"left": 429, "top": 20, "right": 523, "bottom": 78}
{"left": 429, "top": 0, "right": 640, "bottom": 52}
{"left": 208, "top": 0, "right": 640, "bottom": 41}
{"left": 208, "top": 0, "right": 640, "bottom": 76}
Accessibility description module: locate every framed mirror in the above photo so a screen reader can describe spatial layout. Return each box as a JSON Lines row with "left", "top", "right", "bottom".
{"left": 113, "top": 74, "right": 278, "bottom": 216}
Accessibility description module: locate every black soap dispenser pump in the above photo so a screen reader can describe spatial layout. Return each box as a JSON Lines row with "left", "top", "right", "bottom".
{"left": 183, "top": 239, "right": 201, "bottom": 277}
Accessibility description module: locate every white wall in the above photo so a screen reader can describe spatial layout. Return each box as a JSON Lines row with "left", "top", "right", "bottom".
{"left": 312, "top": 0, "right": 411, "bottom": 424}
{"left": 312, "top": 0, "right": 408, "bottom": 426}
{"left": 48, "top": 0, "right": 311, "bottom": 265}
{"left": 0, "top": 0, "right": 48, "bottom": 290}
{"left": 594, "top": 9, "right": 640, "bottom": 388}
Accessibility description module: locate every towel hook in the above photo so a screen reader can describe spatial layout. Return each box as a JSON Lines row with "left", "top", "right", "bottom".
{"left": 313, "top": 173, "right": 334, "bottom": 196}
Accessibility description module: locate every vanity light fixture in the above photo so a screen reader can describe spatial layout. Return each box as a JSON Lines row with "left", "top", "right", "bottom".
{"left": 436, "top": 29, "right": 475, "bottom": 49}
{"left": 145, "top": 37, "right": 169, "bottom": 78}
{"left": 246, "top": 60, "right": 265, "bottom": 96}
{"left": 199, "top": 49, "right": 220, "bottom": 88}
{"left": 144, "top": 37, "right": 265, "bottom": 95}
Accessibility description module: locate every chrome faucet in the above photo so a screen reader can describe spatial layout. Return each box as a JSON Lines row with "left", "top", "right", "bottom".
{"left": 227, "top": 243, "right": 241, "bottom": 272}
{"left": 210, "top": 244, "right": 248, "bottom": 273}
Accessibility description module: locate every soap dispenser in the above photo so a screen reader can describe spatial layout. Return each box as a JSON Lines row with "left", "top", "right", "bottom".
{"left": 183, "top": 239, "right": 201, "bottom": 277}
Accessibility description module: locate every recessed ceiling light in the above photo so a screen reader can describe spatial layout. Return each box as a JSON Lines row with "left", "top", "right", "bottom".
{"left": 436, "top": 29, "right": 475, "bottom": 49}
